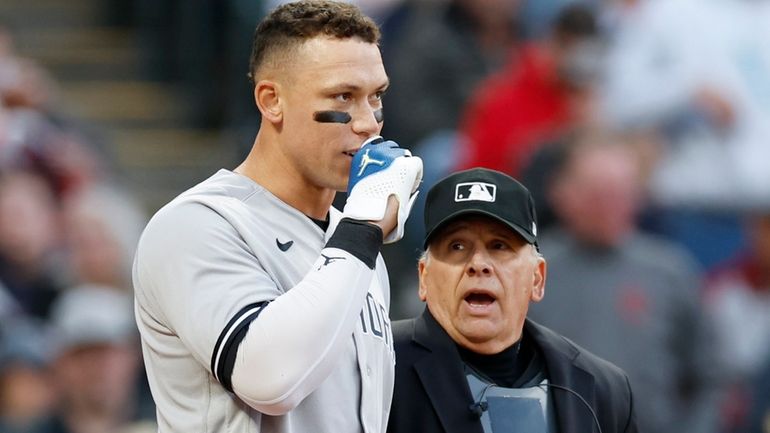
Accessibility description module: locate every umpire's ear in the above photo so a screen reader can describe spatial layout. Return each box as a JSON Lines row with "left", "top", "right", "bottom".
{"left": 530, "top": 252, "right": 546, "bottom": 303}
{"left": 254, "top": 79, "right": 282, "bottom": 123}
{"left": 417, "top": 256, "right": 428, "bottom": 302}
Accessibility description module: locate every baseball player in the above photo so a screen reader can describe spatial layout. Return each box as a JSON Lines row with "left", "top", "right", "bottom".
{"left": 132, "top": 2, "right": 423, "bottom": 432}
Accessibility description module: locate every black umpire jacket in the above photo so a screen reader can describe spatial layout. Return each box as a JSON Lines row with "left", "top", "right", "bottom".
{"left": 386, "top": 309, "right": 639, "bottom": 433}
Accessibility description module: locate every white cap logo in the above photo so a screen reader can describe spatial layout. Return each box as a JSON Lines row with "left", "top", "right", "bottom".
{"left": 532, "top": 222, "right": 537, "bottom": 236}
{"left": 455, "top": 182, "right": 496, "bottom": 202}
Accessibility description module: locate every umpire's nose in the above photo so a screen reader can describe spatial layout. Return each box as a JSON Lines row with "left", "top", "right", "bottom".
{"left": 466, "top": 246, "right": 493, "bottom": 277}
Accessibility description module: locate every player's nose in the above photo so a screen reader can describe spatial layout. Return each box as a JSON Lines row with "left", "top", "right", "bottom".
{"left": 351, "top": 106, "right": 381, "bottom": 137}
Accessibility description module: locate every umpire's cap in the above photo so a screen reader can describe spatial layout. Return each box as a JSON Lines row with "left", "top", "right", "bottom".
{"left": 423, "top": 168, "right": 539, "bottom": 250}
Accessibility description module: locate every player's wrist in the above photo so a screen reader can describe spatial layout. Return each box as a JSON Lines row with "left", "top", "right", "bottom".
{"left": 325, "top": 218, "right": 382, "bottom": 269}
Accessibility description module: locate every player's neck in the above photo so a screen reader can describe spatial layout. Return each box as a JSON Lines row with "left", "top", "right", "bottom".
{"left": 236, "top": 138, "right": 335, "bottom": 220}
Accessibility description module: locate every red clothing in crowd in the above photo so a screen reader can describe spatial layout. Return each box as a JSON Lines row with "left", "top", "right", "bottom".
{"left": 457, "top": 44, "right": 575, "bottom": 176}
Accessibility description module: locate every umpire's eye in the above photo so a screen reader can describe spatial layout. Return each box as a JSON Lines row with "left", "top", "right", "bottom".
{"left": 491, "top": 241, "right": 508, "bottom": 250}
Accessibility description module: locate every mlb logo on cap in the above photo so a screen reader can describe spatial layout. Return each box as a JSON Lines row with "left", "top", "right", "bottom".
{"left": 455, "top": 182, "right": 497, "bottom": 203}
{"left": 423, "top": 168, "right": 539, "bottom": 250}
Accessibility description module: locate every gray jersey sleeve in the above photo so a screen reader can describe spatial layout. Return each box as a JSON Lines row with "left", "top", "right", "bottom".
{"left": 231, "top": 245, "right": 375, "bottom": 415}
{"left": 134, "top": 201, "right": 280, "bottom": 370}
{"left": 135, "top": 200, "right": 384, "bottom": 416}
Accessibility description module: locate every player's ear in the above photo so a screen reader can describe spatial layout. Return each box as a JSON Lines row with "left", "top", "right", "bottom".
{"left": 254, "top": 79, "right": 282, "bottom": 124}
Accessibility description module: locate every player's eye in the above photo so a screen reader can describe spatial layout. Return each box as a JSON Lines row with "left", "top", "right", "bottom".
{"left": 335, "top": 92, "right": 353, "bottom": 102}
{"left": 373, "top": 90, "right": 385, "bottom": 101}
{"left": 449, "top": 241, "right": 465, "bottom": 251}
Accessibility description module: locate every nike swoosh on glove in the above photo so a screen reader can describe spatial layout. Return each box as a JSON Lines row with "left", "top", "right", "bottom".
{"left": 343, "top": 136, "right": 423, "bottom": 244}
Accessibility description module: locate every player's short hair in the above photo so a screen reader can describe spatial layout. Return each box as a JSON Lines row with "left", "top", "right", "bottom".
{"left": 248, "top": 1, "right": 381, "bottom": 84}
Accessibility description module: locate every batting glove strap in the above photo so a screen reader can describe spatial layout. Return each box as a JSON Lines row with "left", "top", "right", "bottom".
{"left": 325, "top": 219, "right": 382, "bottom": 269}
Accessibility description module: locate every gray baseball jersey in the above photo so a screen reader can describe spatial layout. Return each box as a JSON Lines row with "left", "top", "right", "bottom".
{"left": 133, "top": 169, "right": 395, "bottom": 433}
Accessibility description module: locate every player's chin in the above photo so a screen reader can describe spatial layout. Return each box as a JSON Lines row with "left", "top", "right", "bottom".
{"left": 333, "top": 163, "right": 352, "bottom": 191}
{"left": 326, "top": 172, "right": 348, "bottom": 193}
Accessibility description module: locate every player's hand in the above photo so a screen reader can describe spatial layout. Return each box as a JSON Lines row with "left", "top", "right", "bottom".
{"left": 343, "top": 136, "right": 423, "bottom": 244}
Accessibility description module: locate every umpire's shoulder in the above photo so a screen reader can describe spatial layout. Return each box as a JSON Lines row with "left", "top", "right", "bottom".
{"left": 527, "top": 320, "right": 630, "bottom": 387}
{"left": 574, "top": 342, "right": 631, "bottom": 394}
{"left": 547, "top": 328, "right": 636, "bottom": 429}
{"left": 391, "top": 318, "right": 426, "bottom": 370}
{"left": 392, "top": 318, "right": 417, "bottom": 346}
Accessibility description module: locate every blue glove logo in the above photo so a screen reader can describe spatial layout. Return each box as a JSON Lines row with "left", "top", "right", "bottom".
{"left": 347, "top": 138, "right": 409, "bottom": 195}
{"left": 356, "top": 149, "right": 386, "bottom": 176}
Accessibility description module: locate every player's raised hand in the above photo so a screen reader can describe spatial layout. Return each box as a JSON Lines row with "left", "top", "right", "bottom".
{"left": 343, "top": 136, "right": 423, "bottom": 243}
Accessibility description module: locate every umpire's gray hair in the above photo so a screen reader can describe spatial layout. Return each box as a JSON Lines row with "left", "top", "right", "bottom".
{"left": 419, "top": 243, "right": 543, "bottom": 266}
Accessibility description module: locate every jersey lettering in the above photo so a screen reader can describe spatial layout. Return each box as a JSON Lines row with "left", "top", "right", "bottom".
{"left": 359, "top": 292, "right": 392, "bottom": 351}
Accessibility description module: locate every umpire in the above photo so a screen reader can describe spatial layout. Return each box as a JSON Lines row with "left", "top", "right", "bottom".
{"left": 387, "top": 168, "right": 639, "bottom": 433}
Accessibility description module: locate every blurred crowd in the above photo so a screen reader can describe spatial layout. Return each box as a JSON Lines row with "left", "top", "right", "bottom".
{"left": 3, "top": 0, "right": 770, "bottom": 432}
{"left": 0, "top": 14, "right": 153, "bottom": 433}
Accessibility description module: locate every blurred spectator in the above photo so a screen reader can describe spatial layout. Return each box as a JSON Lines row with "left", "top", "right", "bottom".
{"left": 528, "top": 132, "right": 722, "bottom": 433}
{"left": 602, "top": 0, "right": 770, "bottom": 207}
{"left": 61, "top": 185, "right": 147, "bottom": 292}
{"left": 0, "top": 108, "right": 103, "bottom": 198}
{"left": 0, "top": 25, "right": 104, "bottom": 198}
{"left": 0, "top": 171, "right": 68, "bottom": 320}
{"left": 32, "top": 285, "right": 154, "bottom": 433}
{"left": 705, "top": 212, "right": 770, "bottom": 432}
{"left": 0, "top": 29, "right": 56, "bottom": 112}
{"left": 381, "top": 0, "right": 522, "bottom": 147}
{"left": 600, "top": 0, "right": 770, "bottom": 268}
{"left": 519, "top": 127, "right": 662, "bottom": 234}
{"left": 517, "top": 0, "right": 605, "bottom": 39}
{"left": 457, "top": 2, "right": 602, "bottom": 176}
{"left": 0, "top": 319, "right": 55, "bottom": 433}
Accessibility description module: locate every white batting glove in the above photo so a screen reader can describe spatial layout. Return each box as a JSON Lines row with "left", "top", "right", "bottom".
{"left": 343, "top": 136, "right": 423, "bottom": 244}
